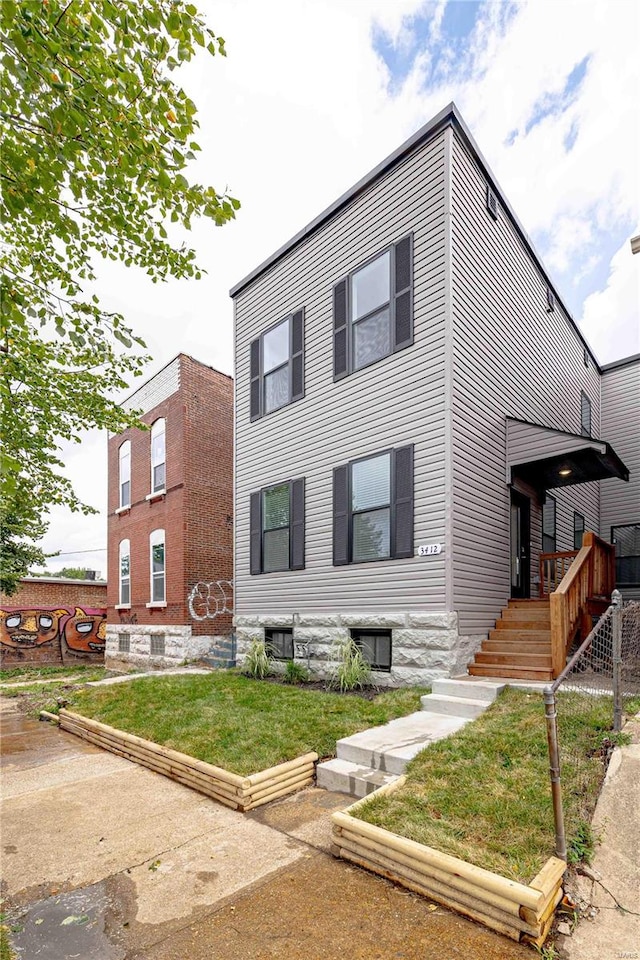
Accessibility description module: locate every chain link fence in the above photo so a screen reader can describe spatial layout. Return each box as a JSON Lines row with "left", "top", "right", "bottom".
{"left": 544, "top": 593, "right": 640, "bottom": 859}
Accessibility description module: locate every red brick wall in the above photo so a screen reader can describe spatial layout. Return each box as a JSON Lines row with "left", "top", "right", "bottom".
{"left": 107, "top": 355, "right": 233, "bottom": 637}
{"left": 182, "top": 356, "right": 234, "bottom": 636}
{"left": 0, "top": 578, "right": 107, "bottom": 667}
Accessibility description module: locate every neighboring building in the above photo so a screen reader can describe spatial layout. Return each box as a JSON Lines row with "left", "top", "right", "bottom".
{"left": 600, "top": 354, "right": 640, "bottom": 600}
{"left": 105, "top": 354, "right": 234, "bottom": 670}
{"left": 0, "top": 576, "right": 107, "bottom": 667}
{"left": 230, "top": 102, "right": 638, "bottom": 686}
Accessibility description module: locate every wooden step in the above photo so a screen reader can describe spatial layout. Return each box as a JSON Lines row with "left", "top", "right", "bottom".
{"left": 489, "top": 629, "right": 551, "bottom": 643}
{"left": 508, "top": 599, "right": 550, "bottom": 608}
{"left": 496, "top": 618, "right": 551, "bottom": 631}
{"left": 475, "top": 651, "right": 552, "bottom": 668}
{"left": 468, "top": 663, "right": 553, "bottom": 681}
{"left": 482, "top": 639, "right": 551, "bottom": 655}
{"left": 499, "top": 608, "right": 551, "bottom": 624}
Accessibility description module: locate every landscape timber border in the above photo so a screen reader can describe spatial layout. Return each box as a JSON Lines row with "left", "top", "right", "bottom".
{"left": 52, "top": 709, "right": 317, "bottom": 812}
{"left": 330, "top": 777, "right": 565, "bottom": 947}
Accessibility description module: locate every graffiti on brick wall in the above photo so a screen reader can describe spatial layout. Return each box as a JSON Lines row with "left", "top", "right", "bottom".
{"left": 188, "top": 581, "right": 233, "bottom": 621}
{"left": 0, "top": 606, "right": 106, "bottom": 656}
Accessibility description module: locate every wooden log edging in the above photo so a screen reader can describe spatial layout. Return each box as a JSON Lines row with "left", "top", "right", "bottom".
{"left": 330, "top": 780, "right": 566, "bottom": 946}
{"left": 58, "top": 710, "right": 317, "bottom": 812}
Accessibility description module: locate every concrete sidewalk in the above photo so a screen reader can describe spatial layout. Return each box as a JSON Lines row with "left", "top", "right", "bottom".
{"left": 1, "top": 699, "right": 530, "bottom": 959}
{"left": 563, "top": 714, "right": 640, "bottom": 960}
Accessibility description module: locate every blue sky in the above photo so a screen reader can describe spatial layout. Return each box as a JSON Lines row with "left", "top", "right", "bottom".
{"left": 34, "top": 0, "right": 639, "bottom": 574}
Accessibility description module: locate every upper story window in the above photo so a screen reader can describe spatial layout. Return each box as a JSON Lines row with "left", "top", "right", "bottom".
{"left": 580, "top": 391, "right": 592, "bottom": 437}
{"left": 119, "top": 539, "right": 130, "bottom": 606}
{"left": 150, "top": 419, "right": 166, "bottom": 493}
{"left": 333, "top": 445, "right": 414, "bottom": 565}
{"left": 333, "top": 234, "right": 413, "bottom": 380}
{"left": 612, "top": 524, "right": 640, "bottom": 586}
{"left": 118, "top": 441, "right": 131, "bottom": 508}
{"left": 542, "top": 496, "right": 557, "bottom": 554}
{"left": 250, "top": 478, "right": 305, "bottom": 574}
{"left": 149, "top": 528, "right": 165, "bottom": 603}
{"left": 250, "top": 309, "right": 304, "bottom": 420}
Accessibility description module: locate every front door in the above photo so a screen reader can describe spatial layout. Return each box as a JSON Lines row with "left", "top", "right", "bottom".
{"left": 510, "top": 490, "right": 531, "bottom": 598}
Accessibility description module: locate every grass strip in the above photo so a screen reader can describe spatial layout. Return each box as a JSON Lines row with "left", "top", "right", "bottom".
{"left": 353, "top": 687, "right": 637, "bottom": 884}
{"left": 66, "top": 672, "right": 429, "bottom": 777}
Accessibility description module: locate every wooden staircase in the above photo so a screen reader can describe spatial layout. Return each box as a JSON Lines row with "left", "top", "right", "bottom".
{"left": 468, "top": 599, "right": 553, "bottom": 681}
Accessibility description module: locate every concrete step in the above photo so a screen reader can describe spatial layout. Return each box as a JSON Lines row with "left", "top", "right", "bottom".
{"left": 336, "top": 711, "right": 470, "bottom": 775}
{"left": 316, "top": 758, "right": 399, "bottom": 798}
{"left": 210, "top": 639, "right": 236, "bottom": 653}
{"left": 483, "top": 639, "right": 551, "bottom": 655}
{"left": 201, "top": 656, "right": 236, "bottom": 669}
{"left": 468, "top": 663, "right": 553, "bottom": 681}
{"left": 475, "top": 650, "right": 552, "bottom": 667}
{"left": 431, "top": 678, "right": 504, "bottom": 702}
{"left": 420, "top": 693, "right": 488, "bottom": 719}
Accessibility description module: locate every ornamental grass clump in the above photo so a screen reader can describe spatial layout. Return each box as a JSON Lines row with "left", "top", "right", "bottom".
{"left": 330, "top": 637, "right": 373, "bottom": 693}
{"left": 243, "top": 637, "right": 271, "bottom": 680}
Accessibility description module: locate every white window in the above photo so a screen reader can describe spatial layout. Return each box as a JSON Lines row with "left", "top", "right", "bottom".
{"left": 150, "top": 528, "right": 165, "bottom": 603}
{"left": 119, "top": 539, "right": 130, "bottom": 606}
{"left": 119, "top": 441, "right": 131, "bottom": 508}
{"left": 150, "top": 419, "right": 166, "bottom": 493}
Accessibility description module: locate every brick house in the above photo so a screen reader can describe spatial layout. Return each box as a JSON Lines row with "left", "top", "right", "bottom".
{"left": 105, "top": 354, "right": 234, "bottom": 670}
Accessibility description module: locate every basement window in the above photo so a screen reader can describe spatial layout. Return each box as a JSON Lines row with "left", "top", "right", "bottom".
{"left": 150, "top": 634, "right": 166, "bottom": 656}
{"left": 350, "top": 628, "right": 392, "bottom": 672}
{"left": 265, "top": 628, "right": 294, "bottom": 661}
{"left": 118, "top": 633, "right": 130, "bottom": 654}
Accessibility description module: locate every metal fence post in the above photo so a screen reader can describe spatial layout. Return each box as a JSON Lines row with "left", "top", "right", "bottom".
{"left": 612, "top": 589, "right": 623, "bottom": 732}
{"left": 544, "top": 685, "right": 567, "bottom": 860}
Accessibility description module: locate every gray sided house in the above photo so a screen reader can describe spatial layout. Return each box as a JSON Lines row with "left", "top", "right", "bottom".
{"left": 231, "top": 103, "right": 639, "bottom": 686}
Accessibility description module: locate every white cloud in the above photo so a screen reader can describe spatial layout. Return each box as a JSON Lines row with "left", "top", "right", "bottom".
{"left": 25, "top": 0, "right": 640, "bottom": 569}
{"left": 580, "top": 237, "right": 640, "bottom": 364}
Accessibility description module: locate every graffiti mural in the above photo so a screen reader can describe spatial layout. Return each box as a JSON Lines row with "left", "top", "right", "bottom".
{"left": 0, "top": 606, "right": 106, "bottom": 664}
{"left": 188, "top": 580, "right": 234, "bottom": 621}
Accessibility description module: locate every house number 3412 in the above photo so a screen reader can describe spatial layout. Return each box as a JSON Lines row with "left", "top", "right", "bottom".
{"left": 418, "top": 543, "right": 442, "bottom": 556}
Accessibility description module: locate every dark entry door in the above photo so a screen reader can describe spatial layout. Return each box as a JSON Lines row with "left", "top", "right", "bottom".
{"left": 510, "top": 490, "right": 531, "bottom": 599}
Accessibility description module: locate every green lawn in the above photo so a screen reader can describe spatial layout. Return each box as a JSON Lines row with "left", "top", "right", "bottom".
{"left": 0, "top": 664, "right": 107, "bottom": 683}
{"left": 354, "top": 687, "right": 634, "bottom": 884}
{"left": 66, "top": 672, "right": 430, "bottom": 776}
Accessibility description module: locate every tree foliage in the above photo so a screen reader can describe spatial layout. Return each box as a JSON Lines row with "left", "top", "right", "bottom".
{"left": 0, "top": 0, "right": 238, "bottom": 592}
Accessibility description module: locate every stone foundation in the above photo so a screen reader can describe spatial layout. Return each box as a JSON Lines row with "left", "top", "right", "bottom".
{"left": 105, "top": 624, "right": 224, "bottom": 672}
{"left": 233, "top": 611, "right": 461, "bottom": 686}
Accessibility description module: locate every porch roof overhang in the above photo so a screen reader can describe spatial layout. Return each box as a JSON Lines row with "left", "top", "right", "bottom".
{"left": 506, "top": 417, "right": 630, "bottom": 491}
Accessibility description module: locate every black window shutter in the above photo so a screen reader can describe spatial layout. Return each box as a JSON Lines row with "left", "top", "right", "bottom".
{"left": 393, "top": 234, "right": 413, "bottom": 351}
{"left": 333, "top": 279, "right": 348, "bottom": 379}
{"left": 290, "top": 478, "right": 305, "bottom": 570}
{"left": 392, "top": 445, "right": 414, "bottom": 559}
{"left": 250, "top": 339, "right": 261, "bottom": 420}
{"left": 291, "top": 309, "right": 305, "bottom": 401}
{"left": 333, "top": 465, "right": 349, "bottom": 565}
{"left": 250, "top": 491, "right": 262, "bottom": 575}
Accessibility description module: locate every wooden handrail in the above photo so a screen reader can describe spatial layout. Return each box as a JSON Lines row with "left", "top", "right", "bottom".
{"left": 549, "top": 531, "right": 616, "bottom": 677}
{"left": 539, "top": 551, "right": 578, "bottom": 597}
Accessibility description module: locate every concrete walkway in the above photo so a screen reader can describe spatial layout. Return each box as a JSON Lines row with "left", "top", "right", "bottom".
{"left": 563, "top": 713, "right": 640, "bottom": 960}
{"left": 0, "top": 698, "right": 530, "bottom": 959}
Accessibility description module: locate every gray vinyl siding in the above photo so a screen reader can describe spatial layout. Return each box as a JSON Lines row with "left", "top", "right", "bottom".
{"left": 234, "top": 130, "right": 448, "bottom": 615}
{"left": 600, "top": 358, "right": 640, "bottom": 598}
{"left": 449, "top": 130, "right": 601, "bottom": 634}
{"left": 506, "top": 419, "right": 606, "bottom": 471}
